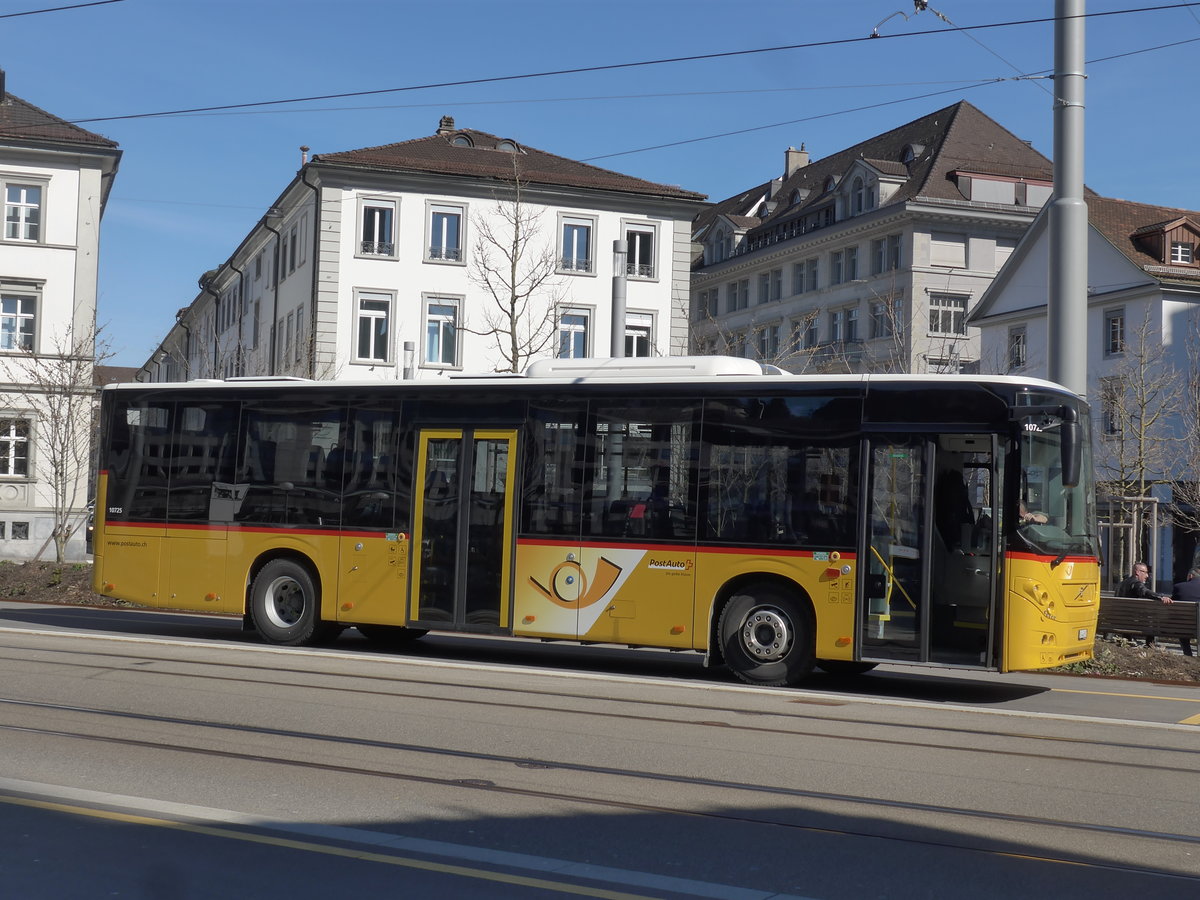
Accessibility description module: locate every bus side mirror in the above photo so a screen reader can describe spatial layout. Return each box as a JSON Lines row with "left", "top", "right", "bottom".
{"left": 1060, "top": 407, "right": 1080, "bottom": 488}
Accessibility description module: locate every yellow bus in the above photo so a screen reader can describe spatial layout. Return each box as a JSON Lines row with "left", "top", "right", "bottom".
{"left": 92, "top": 357, "right": 1099, "bottom": 686}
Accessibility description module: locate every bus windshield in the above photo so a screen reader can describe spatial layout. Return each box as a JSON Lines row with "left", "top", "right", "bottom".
{"left": 1014, "top": 397, "right": 1098, "bottom": 559}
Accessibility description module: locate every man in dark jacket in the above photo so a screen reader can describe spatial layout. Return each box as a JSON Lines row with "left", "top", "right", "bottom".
{"left": 1169, "top": 568, "right": 1199, "bottom": 657}
{"left": 1116, "top": 561, "right": 1171, "bottom": 648}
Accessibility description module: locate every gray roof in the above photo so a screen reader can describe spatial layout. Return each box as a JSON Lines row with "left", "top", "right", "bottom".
{"left": 694, "top": 101, "right": 1059, "bottom": 241}
{"left": 0, "top": 91, "right": 119, "bottom": 149}
{"left": 315, "top": 120, "right": 705, "bottom": 202}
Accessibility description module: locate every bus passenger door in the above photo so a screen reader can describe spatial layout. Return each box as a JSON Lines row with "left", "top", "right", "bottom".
{"left": 861, "top": 436, "right": 929, "bottom": 663}
{"left": 409, "top": 429, "right": 517, "bottom": 631}
{"left": 859, "top": 434, "right": 996, "bottom": 667}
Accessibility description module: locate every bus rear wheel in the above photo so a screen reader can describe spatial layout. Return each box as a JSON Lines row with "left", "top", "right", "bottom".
{"left": 251, "top": 559, "right": 321, "bottom": 646}
{"left": 718, "top": 586, "right": 814, "bottom": 686}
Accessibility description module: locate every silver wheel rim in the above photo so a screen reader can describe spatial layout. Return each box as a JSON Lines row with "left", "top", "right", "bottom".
{"left": 739, "top": 605, "right": 793, "bottom": 662}
{"left": 263, "top": 575, "right": 306, "bottom": 629}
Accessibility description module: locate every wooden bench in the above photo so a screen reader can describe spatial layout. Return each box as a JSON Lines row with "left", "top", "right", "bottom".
{"left": 1097, "top": 594, "right": 1199, "bottom": 647}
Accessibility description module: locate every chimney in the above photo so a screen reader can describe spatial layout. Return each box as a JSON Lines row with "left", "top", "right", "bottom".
{"left": 0, "top": 68, "right": 6, "bottom": 101}
{"left": 785, "top": 143, "right": 809, "bottom": 178}
{"left": 437, "top": 115, "right": 456, "bottom": 135}
{"left": 300, "top": 145, "right": 309, "bottom": 166}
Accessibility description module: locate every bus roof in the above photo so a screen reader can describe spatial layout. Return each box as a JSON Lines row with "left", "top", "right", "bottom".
{"left": 102, "top": 357, "right": 1080, "bottom": 397}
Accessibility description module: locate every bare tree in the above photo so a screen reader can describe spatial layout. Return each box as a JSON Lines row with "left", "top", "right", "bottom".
{"left": 0, "top": 323, "right": 110, "bottom": 562}
{"left": 467, "top": 158, "right": 569, "bottom": 373}
{"left": 1095, "top": 308, "right": 1180, "bottom": 576}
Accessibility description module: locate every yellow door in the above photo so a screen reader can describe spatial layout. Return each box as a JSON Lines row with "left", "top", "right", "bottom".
{"left": 410, "top": 429, "right": 517, "bottom": 631}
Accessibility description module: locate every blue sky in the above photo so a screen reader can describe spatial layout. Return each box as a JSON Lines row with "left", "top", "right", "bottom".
{"left": 6, "top": 0, "right": 1200, "bottom": 367}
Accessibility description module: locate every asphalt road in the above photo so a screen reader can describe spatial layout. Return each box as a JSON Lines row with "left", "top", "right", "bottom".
{"left": 0, "top": 600, "right": 1197, "bottom": 899}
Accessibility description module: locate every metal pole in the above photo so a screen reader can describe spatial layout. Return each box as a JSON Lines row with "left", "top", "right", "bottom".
{"left": 1048, "top": 0, "right": 1087, "bottom": 398}
{"left": 403, "top": 341, "right": 415, "bottom": 380}
{"left": 611, "top": 239, "right": 628, "bottom": 358}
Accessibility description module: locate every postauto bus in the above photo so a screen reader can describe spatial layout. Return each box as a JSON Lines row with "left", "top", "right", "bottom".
{"left": 93, "top": 357, "right": 1099, "bottom": 686}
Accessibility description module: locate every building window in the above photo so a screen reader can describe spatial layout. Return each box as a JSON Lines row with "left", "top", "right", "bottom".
{"left": 829, "top": 309, "right": 844, "bottom": 343}
{"left": 872, "top": 235, "right": 902, "bottom": 275}
{"left": 870, "top": 297, "right": 902, "bottom": 339}
{"left": 845, "top": 306, "right": 860, "bottom": 342}
{"left": 928, "top": 293, "right": 968, "bottom": 335}
{"left": 0, "top": 418, "right": 30, "bottom": 477}
{"left": 425, "top": 297, "right": 460, "bottom": 367}
{"left": 427, "top": 203, "right": 464, "bottom": 262}
{"left": 283, "top": 312, "right": 294, "bottom": 367}
{"left": 805, "top": 259, "right": 819, "bottom": 292}
{"left": 11, "top": 521, "right": 28, "bottom": 540}
{"left": 288, "top": 224, "right": 299, "bottom": 274}
{"left": 4, "top": 183, "right": 42, "bottom": 242}
{"left": 625, "top": 312, "right": 653, "bottom": 357}
{"left": 559, "top": 309, "right": 590, "bottom": 358}
{"left": 756, "top": 324, "right": 780, "bottom": 360}
{"left": 625, "top": 225, "right": 656, "bottom": 278}
{"left": 831, "top": 251, "right": 844, "bottom": 285}
{"left": 755, "top": 270, "right": 782, "bottom": 304}
{"left": 560, "top": 217, "right": 594, "bottom": 273}
{"left": 1104, "top": 308, "right": 1125, "bottom": 356}
{"left": 359, "top": 199, "right": 396, "bottom": 256}
{"left": 845, "top": 246, "right": 858, "bottom": 281}
{"left": 1008, "top": 325, "right": 1027, "bottom": 371}
{"left": 726, "top": 280, "right": 748, "bottom": 313}
{"left": 294, "top": 307, "right": 305, "bottom": 365}
{"left": 354, "top": 292, "right": 391, "bottom": 363}
{"left": 1099, "top": 376, "right": 1121, "bottom": 436}
{"left": 1, "top": 290, "right": 37, "bottom": 352}
{"left": 1171, "top": 241, "right": 1195, "bottom": 265}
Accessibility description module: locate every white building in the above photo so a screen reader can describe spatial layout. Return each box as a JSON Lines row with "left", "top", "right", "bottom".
{"left": 142, "top": 117, "right": 706, "bottom": 383}
{"left": 0, "top": 73, "right": 121, "bottom": 561}
{"left": 690, "top": 102, "right": 1055, "bottom": 374}
{"left": 971, "top": 195, "right": 1200, "bottom": 585}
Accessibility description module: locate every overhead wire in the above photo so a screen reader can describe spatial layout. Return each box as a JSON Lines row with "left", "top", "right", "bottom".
{"left": 0, "top": 0, "right": 122, "bottom": 20}
{"left": 43, "top": 2, "right": 1200, "bottom": 127}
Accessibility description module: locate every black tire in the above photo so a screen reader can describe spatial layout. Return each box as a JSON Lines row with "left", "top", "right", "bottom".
{"left": 250, "top": 559, "right": 321, "bottom": 646}
{"left": 357, "top": 624, "right": 429, "bottom": 647}
{"left": 718, "top": 585, "right": 815, "bottom": 686}
{"left": 815, "top": 660, "right": 878, "bottom": 676}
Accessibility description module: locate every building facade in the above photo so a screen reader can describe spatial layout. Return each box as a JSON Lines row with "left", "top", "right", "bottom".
{"left": 142, "top": 117, "right": 706, "bottom": 384}
{"left": 690, "top": 102, "right": 1055, "bottom": 374}
{"left": 0, "top": 74, "right": 121, "bottom": 561}
{"left": 971, "top": 196, "right": 1200, "bottom": 587}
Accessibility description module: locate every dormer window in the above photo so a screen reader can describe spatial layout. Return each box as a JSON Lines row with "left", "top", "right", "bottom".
{"left": 823, "top": 175, "right": 839, "bottom": 193}
{"left": 496, "top": 139, "right": 519, "bottom": 153}
{"left": 850, "top": 177, "right": 876, "bottom": 215}
{"left": 450, "top": 134, "right": 474, "bottom": 148}
{"left": 901, "top": 143, "right": 924, "bottom": 164}
{"left": 1172, "top": 241, "right": 1195, "bottom": 265}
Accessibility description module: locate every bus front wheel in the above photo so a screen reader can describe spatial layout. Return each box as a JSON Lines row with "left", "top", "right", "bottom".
{"left": 718, "top": 586, "right": 814, "bottom": 686}
{"left": 251, "top": 559, "right": 321, "bottom": 646}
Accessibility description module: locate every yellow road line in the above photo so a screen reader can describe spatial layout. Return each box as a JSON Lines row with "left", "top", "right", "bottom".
{"left": 1051, "top": 687, "right": 1200, "bottom": 703}
{"left": 1178, "top": 713, "right": 1200, "bottom": 726}
{"left": 0, "top": 794, "right": 655, "bottom": 900}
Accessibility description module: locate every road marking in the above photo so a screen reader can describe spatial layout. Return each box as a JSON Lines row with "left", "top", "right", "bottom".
{"left": 1178, "top": 712, "right": 1200, "bottom": 726}
{"left": 1050, "top": 687, "right": 1200, "bottom": 704}
{"left": 0, "top": 793, "right": 668, "bottom": 900}
{"left": 0, "top": 782, "right": 814, "bottom": 900}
